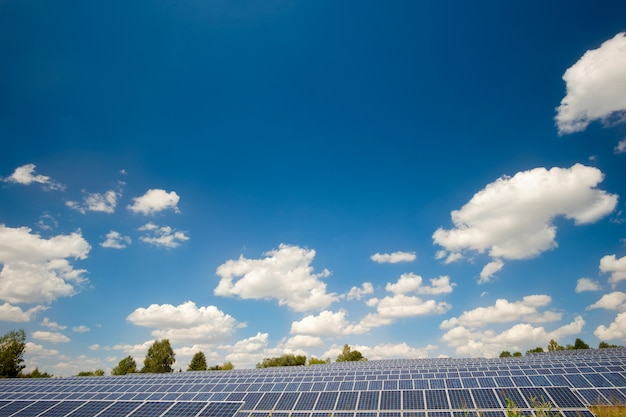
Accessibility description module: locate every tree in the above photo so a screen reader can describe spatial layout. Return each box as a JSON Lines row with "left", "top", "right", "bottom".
{"left": 526, "top": 347, "right": 544, "bottom": 355}
{"left": 499, "top": 351, "right": 512, "bottom": 358}
{"left": 112, "top": 356, "right": 137, "bottom": 376}
{"left": 599, "top": 341, "right": 620, "bottom": 349}
{"left": 256, "top": 354, "right": 307, "bottom": 368}
{"left": 187, "top": 352, "right": 208, "bottom": 371}
{"left": 20, "top": 368, "right": 52, "bottom": 378}
{"left": 0, "top": 329, "right": 26, "bottom": 378}
{"left": 336, "top": 344, "right": 366, "bottom": 362}
{"left": 573, "top": 338, "right": 590, "bottom": 350}
{"left": 221, "top": 361, "right": 234, "bottom": 370}
{"left": 548, "top": 339, "right": 564, "bottom": 351}
{"left": 142, "top": 339, "right": 175, "bottom": 373}
{"left": 77, "top": 369, "right": 105, "bottom": 377}
{"left": 308, "top": 357, "right": 330, "bottom": 365}
{"left": 513, "top": 352, "right": 522, "bottom": 357}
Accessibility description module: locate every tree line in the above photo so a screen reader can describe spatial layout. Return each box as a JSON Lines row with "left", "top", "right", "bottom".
{"left": 499, "top": 338, "right": 621, "bottom": 358}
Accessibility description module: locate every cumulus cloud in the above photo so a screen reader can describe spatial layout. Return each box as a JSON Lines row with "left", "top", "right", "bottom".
{"left": 0, "top": 225, "right": 90, "bottom": 304}
{"left": 345, "top": 283, "right": 374, "bottom": 300}
{"left": 576, "top": 277, "right": 601, "bottom": 293}
{"left": 588, "top": 291, "right": 626, "bottom": 311}
{"left": 100, "top": 230, "right": 131, "bottom": 249}
{"left": 138, "top": 223, "right": 188, "bottom": 248}
{"left": 2, "top": 164, "right": 65, "bottom": 191}
{"left": 370, "top": 251, "right": 416, "bottom": 264}
{"left": 0, "top": 303, "right": 46, "bottom": 322}
{"left": 615, "top": 139, "right": 626, "bottom": 154}
{"left": 72, "top": 325, "right": 90, "bottom": 333}
{"left": 366, "top": 295, "right": 451, "bottom": 320}
{"left": 290, "top": 310, "right": 368, "bottom": 337}
{"left": 322, "top": 342, "right": 437, "bottom": 361}
{"left": 127, "top": 189, "right": 180, "bottom": 215}
{"left": 479, "top": 260, "right": 504, "bottom": 284}
{"left": 442, "top": 316, "right": 585, "bottom": 357}
{"left": 600, "top": 254, "right": 626, "bottom": 286}
{"left": 433, "top": 164, "right": 617, "bottom": 280}
{"left": 215, "top": 244, "right": 338, "bottom": 312}
{"left": 595, "top": 312, "right": 626, "bottom": 341}
{"left": 25, "top": 342, "right": 61, "bottom": 358}
{"left": 66, "top": 190, "right": 117, "bottom": 214}
{"left": 440, "top": 295, "right": 561, "bottom": 330}
{"left": 127, "top": 301, "right": 239, "bottom": 344}
{"left": 41, "top": 317, "right": 66, "bottom": 330}
{"left": 224, "top": 332, "right": 270, "bottom": 369}
{"left": 32, "top": 331, "right": 70, "bottom": 344}
{"left": 555, "top": 33, "right": 626, "bottom": 135}
{"left": 385, "top": 273, "right": 455, "bottom": 295}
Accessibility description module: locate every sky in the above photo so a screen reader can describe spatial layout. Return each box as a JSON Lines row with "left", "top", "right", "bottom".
{"left": 1, "top": 1, "right": 626, "bottom": 377}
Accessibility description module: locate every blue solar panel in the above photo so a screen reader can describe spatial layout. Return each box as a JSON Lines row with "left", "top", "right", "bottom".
{"left": 425, "top": 389, "right": 449, "bottom": 410}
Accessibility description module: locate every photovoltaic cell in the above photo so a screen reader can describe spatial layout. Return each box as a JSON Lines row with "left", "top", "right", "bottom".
{"left": 544, "top": 387, "right": 585, "bottom": 408}
{"left": 470, "top": 389, "right": 500, "bottom": 409}
{"left": 448, "top": 389, "right": 474, "bottom": 410}
{"left": 66, "top": 401, "right": 112, "bottom": 417}
{"left": 425, "top": 389, "right": 449, "bottom": 410}
{"left": 357, "top": 391, "right": 379, "bottom": 410}
{"left": 379, "top": 390, "right": 400, "bottom": 410}
{"left": 128, "top": 401, "right": 174, "bottom": 417}
{"left": 161, "top": 401, "right": 207, "bottom": 417}
{"left": 336, "top": 391, "right": 358, "bottom": 410}
{"left": 10, "top": 401, "right": 58, "bottom": 417}
{"left": 314, "top": 391, "right": 338, "bottom": 410}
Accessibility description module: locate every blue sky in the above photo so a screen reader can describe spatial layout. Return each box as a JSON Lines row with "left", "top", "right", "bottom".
{"left": 1, "top": 1, "right": 626, "bottom": 376}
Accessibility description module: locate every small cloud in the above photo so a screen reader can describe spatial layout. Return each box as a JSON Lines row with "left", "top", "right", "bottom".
{"left": 36, "top": 213, "right": 58, "bottom": 231}
{"left": 576, "top": 277, "right": 601, "bottom": 293}
{"left": 100, "top": 230, "right": 131, "bottom": 249}
{"left": 89, "top": 344, "right": 100, "bottom": 351}
{"left": 127, "top": 189, "right": 180, "bottom": 215}
{"left": 600, "top": 254, "right": 626, "bottom": 286}
{"left": 41, "top": 317, "right": 67, "bottom": 331}
{"left": 32, "top": 331, "right": 70, "bottom": 344}
{"left": 615, "top": 139, "right": 626, "bottom": 154}
{"left": 479, "top": 259, "right": 504, "bottom": 284}
{"left": 588, "top": 291, "right": 626, "bottom": 311}
{"left": 66, "top": 190, "right": 117, "bottom": 214}
{"left": 0, "top": 303, "right": 47, "bottom": 322}
{"left": 2, "top": 164, "right": 65, "bottom": 191}
{"left": 345, "top": 282, "right": 374, "bottom": 300}
{"left": 72, "top": 325, "right": 90, "bottom": 333}
{"left": 370, "top": 251, "right": 416, "bottom": 264}
{"left": 138, "top": 223, "right": 189, "bottom": 248}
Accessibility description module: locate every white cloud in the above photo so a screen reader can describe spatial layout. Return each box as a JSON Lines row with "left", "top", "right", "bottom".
{"left": 615, "top": 138, "right": 626, "bottom": 154}
{"left": 479, "top": 259, "right": 504, "bottom": 284}
{"left": 0, "top": 225, "right": 90, "bottom": 304}
{"left": 215, "top": 244, "right": 338, "bottom": 312}
{"left": 442, "top": 316, "right": 585, "bottom": 357}
{"left": 224, "top": 332, "right": 270, "bottom": 369}
{"left": 32, "top": 331, "right": 70, "bottom": 344}
{"left": 0, "top": 303, "right": 46, "bottom": 322}
{"left": 440, "top": 295, "right": 560, "bottom": 330}
{"left": 433, "top": 164, "right": 617, "bottom": 277}
{"left": 100, "top": 230, "right": 131, "bottom": 249}
{"left": 386, "top": 273, "right": 455, "bottom": 295}
{"left": 345, "top": 282, "right": 374, "bottom": 300}
{"left": 576, "top": 277, "right": 601, "bottom": 293}
{"left": 290, "top": 310, "right": 368, "bottom": 337}
{"left": 138, "top": 223, "right": 189, "bottom": 248}
{"left": 127, "top": 301, "right": 239, "bottom": 344}
{"left": 2, "top": 164, "right": 64, "bottom": 191}
{"left": 370, "top": 251, "right": 416, "bottom": 264}
{"left": 66, "top": 190, "right": 117, "bottom": 214}
{"left": 588, "top": 291, "right": 626, "bottom": 311}
{"left": 41, "top": 317, "right": 66, "bottom": 330}
{"left": 127, "top": 189, "right": 180, "bottom": 215}
{"left": 25, "top": 342, "right": 61, "bottom": 358}
{"left": 282, "top": 335, "right": 324, "bottom": 350}
{"left": 600, "top": 254, "right": 626, "bottom": 286}
{"left": 72, "top": 325, "right": 90, "bottom": 333}
{"left": 555, "top": 33, "right": 626, "bottom": 135}
{"left": 595, "top": 312, "right": 626, "bottom": 341}
{"left": 322, "top": 342, "right": 437, "bottom": 362}
{"left": 367, "top": 294, "right": 451, "bottom": 320}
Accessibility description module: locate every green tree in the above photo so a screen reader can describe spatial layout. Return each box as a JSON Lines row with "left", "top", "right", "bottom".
{"left": 573, "top": 338, "right": 590, "bottom": 349}
{"left": 499, "top": 351, "right": 512, "bottom": 358}
{"left": 308, "top": 357, "right": 330, "bottom": 365}
{"left": 20, "top": 368, "right": 52, "bottom": 378}
{"left": 187, "top": 352, "right": 208, "bottom": 371}
{"left": 512, "top": 352, "right": 522, "bottom": 357}
{"left": 256, "top": 354, "right": 307, "bottom": 368}
{"left": 221, "top": 361, "right": 234, "bottom": 370}
{"left": 77, "top": 369, "right": 105, "bottom": 377}
{"left": 112, "top": 356, "right": 137, "bottom": 376}
{"left": 599, "top": 341, "right": 620, "bottom": 348}
{"left": 547, "top": 339, "right": 564, "bottom": 351}
{"left": 336, "top": 344, "right": 366, "bottom": 362}
{"left": 0, "top": 329, "right": 26, "bottom": 378}
{"left": 526, "top": 347, "right": 544, "bottom": 355}
{"left": 142, "top": 339, "right": 175, "bottom": 373}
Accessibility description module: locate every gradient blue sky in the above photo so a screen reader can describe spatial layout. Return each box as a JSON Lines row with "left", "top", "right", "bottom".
{"left": 1, "top": 1, "right": 626, "bottom": 376}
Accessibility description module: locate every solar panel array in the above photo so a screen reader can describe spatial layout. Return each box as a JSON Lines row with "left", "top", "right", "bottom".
{"left": 2, "top": 348, "right": 626, "bottom": 417}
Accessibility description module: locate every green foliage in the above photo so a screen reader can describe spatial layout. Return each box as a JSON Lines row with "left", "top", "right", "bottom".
{"left": 573, "top": 338, "right": 590, "bottom": 350}
{"left": 512, "top": 352, "right": 522, "bottom": 357}
{"left": 256, "top": 354, "right": 307, "bottom": 368}
{"left": 499, "top": 351, "right": 512, "bottom": 358}
{"left": 112, "top": 356, "right": 137, "bottom": 376}
{"left": 20, "top": 368, "right": 52, "bottom": 378}
{"left": 308, "top": 357, "right": 330, "bottom": 365}
{"left": 142, "top": 339, "right": 176, "bottom": 373}
{"left": 336, "top": 344, "right": 367, "bottom": 362}
{"left": 547, "top": 339, "right": 563, "bottom": 351}
{"left": 526, "top": 347, "right": 544, "bottom": 355}
{"left": 599, "top": 341, "right": 621, "bottom": 349}
{"left": 0, "top": 329, "right": 26, "bottom": 378}
{"left": 208, "top": 361, "right": 235, "bottom": 371}
{"left": 77, "top": 369, "right": 105, "bottom": 377}
{"left": 187, "top": 352, "right": 208, "bottom": 371}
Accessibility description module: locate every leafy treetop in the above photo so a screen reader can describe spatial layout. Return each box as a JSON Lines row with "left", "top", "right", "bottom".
{"left": 142, "top": 339, "right": 176, "bottom": 373}
{"left": 0, "top": 329, "right": 26, "bottom": 378}
{"left": 336, "top": 344, "right": 367, "bottom": 362}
